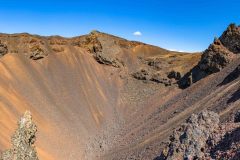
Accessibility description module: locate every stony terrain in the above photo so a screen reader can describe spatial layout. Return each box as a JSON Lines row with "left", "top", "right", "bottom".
{"left": 1, "top": 111, "right": 38, "bottom": 160}
{"left": 0, "top": 24, "right": 240, "bottom": 160}
{"left": 157, "top": 110, "right": 240, "bottom": 160}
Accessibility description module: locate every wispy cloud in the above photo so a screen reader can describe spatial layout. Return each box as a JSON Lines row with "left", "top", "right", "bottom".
{"left": 133, "top": 31, "right": 142, "bottom": 36}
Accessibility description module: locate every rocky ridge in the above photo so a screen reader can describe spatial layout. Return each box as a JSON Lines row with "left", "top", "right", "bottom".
{"left": 179, "top": 24, "right": 240, "bottom": 88}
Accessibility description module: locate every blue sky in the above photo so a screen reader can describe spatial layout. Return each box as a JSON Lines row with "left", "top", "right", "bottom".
{"left": 0, "top": 0, "right": 240, "bottom": 52}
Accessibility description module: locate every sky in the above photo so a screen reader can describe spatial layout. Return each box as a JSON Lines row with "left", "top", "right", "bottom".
{"left": 0, "top": 0, "right": 240, "bottom": 52}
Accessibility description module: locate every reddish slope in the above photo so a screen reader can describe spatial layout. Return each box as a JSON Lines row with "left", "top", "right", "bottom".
{"left": 0, "top": 32, "right": 204, "bottom": 160}
{"left": 0, "top": 50, "right": 121, "bottom": 159}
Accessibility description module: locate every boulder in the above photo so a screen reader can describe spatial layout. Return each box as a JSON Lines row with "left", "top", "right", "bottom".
{"left": 132, "top": 69, "right": 151, "bottom": 81}
{"left": 161, "top": 110, "right": 220, "bottom": 160}
{"left": 167, "top": 71, "right": 181, "bottom": 80}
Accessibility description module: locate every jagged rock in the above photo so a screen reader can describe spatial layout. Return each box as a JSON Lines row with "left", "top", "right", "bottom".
{"left": 132, "top": 69, "right": 151, "bottom": 81}
{"left": 29, "top": 46, "right": 46, "bottom": 60}
{"left": 158, "top": 110, "right": 240, "bottom": 160}
{"left": 178, "top": 24, "right": 240, "bottom": 89}
{"left": 198, "top": 38, "right": 234, "bottom": 74}
{"left": 220, "top": 23, "right": 240, "bottom": 54}
{"left": 74, "top": 31, "right": 125, "bottom": 68}
{"left": 161, "top": 110, "right": 219, "bottom": 160}
{"left": 0, "top": 111, "right": 39, "bottom": 160}
{"left": 0, "top": 41, "right": 8, "bottom": 57}
{"left": 73, "top": 31, "right": 103, "bottom": 53}
{"left": 167, "top": 71, "right": 181, "bottom": 80}
{"left": 132, "top": 69, "right": 172, "bottom": 86}
{"left": 94, "top": 52, "right": 123, "bottom": 68}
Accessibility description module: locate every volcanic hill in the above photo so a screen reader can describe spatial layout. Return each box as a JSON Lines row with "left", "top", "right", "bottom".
{"left": 0, "top": 24, "right": 240, "bottom": 160}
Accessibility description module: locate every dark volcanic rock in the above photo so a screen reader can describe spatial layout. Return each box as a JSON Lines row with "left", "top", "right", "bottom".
{"left": 160, "top": 110, "right": 219, "bottom": 160}
{"left": 179, "top": 24, "right": 240, "bottom": 88}
{"left": 132, "top": 69, "right": 172, "bottom": 86}
{"left": 0, "top": 40, "right": 8, "bottom": 57}
{"left": 219, "top": 23, "right": 240, "bottom": 54}
{"left": 0, "top": 111, "right": 39, "bottom": 160}
{"left": 158, "top": 110, "right": 240, "bottom": 160}
{"left": 198, "top": 38, "right": 234, "bottom": 74}
{"left": 132, "top": 69, "right": 151, "bottom": 81}
{"left": 167, "top": 71, "right": 181, "bottom": 80}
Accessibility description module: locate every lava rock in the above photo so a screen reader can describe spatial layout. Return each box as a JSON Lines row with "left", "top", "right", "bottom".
{"left": 0, "top": 41, "right": 8, "bottom": 57}
{"left": 160, "top": 110, "right": 220, "bottom": 160}
{"left": 0, "top": 111, "right": 39, "bottom": 160}
{"left": 220, "top": 23, "right": 240, "bottom": 54}
{"left": 94, "top": 52, "right": 123, "bottom": 68}
{"left": 167, "top": 71, "right": 181, "bottom": 80}
{"left": 132, "top": 69, "right": 151, "bottom": 81}
{"left": 198, "top": 38, "right": 234, "bottom": 74}
{"left": 178, "top": 34, "right": 237, "bottom": 89}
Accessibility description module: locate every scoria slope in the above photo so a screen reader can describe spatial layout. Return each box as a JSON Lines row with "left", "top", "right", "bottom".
{"left": 1, "top": 25, "right": 240, "bottom": 160}
{"left": 0, "top": 31, "right": 200, "bottom": 160}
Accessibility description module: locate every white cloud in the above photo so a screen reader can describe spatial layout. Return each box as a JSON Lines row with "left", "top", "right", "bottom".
{"left": 169, "top": 49, "right": 185, "bottom": 52}
{"left": 133, "top": 31, "right": 142, "bottom": 36}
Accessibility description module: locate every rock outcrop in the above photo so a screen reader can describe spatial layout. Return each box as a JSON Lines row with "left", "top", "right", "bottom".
{"left": 29, "top": 45, "right": 46, "bottom": 60}
{"left": 160, "top": 110, "right": 219, "bottom": 160}
{"left": 179, "top": 24, "right": 240, "bottom": 88}
{"left": 72, "top": 31, "right": 125, "bottom": 68}
{"left": 167, "top": 71, "right": 181, "bottom": 80}
{"left": 198, "top": 38, "right": 234, "bottom": 73}
{"left": 0, "top": 111, "right": 39, "bottom": 160}
{"left": 158, "top": 110, "right": 240, "bottom": 160}
{"left": 219, "top": 23, "right": 240, "bottom": 54}
{"left": 132, "top": 69, "right": 172, "bottom": 86}
{"left": 0, "top": 40, "right": 8, "bottom": 57}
